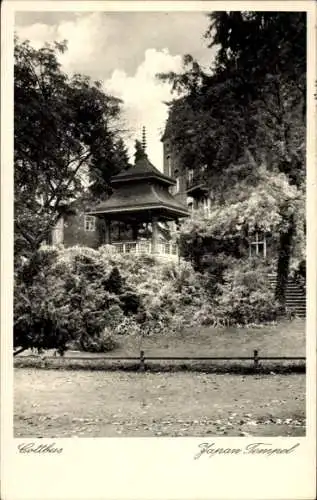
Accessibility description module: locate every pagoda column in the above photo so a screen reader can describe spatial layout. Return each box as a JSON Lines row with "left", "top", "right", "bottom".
{"left": 132, "top": 223, "right": 138, "bottom": 241}
{"left": 151, "top": 216, "right": 159, "bottom": 254}
{"left": 104, "top": 219, "right": 111, "bottom": 244}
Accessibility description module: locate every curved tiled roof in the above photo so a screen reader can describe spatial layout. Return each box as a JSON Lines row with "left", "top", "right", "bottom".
{"left": 88, "top": 183, "right": 188, "bottom": 219}
{"left": 111, "top": 154, "right": 175, "bottom": 186}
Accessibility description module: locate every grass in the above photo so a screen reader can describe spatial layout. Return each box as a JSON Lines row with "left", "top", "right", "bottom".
{"left": 110, "top": 318, "right": 306, "bottom": 358}
{"left": 17, "top": 318, "right": 305, "bottom": 359}
{"left": 14, "top": 369, "right": 305, "bottom": 438}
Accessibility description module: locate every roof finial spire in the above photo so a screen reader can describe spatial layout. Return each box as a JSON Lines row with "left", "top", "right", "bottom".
{"left": 141, "top": 126, "right": 147, "bottom": 153}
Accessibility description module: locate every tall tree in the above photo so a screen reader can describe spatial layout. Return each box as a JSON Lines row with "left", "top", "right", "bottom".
{"left": 88, "top": 137, "right": 131, "bottom": 198}
{"left": 14, "top": 37, "right": 128, "bottom": 258}
{"left": 158, "top": 12, "right": 306, "bottom": 308}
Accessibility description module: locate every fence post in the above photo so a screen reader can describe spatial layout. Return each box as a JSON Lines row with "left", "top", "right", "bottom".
{"left": 253, "top": 349, "right": 259, "bottom": 370}
{"left": 139, "top": 350, "right": 145, "bottom": 372}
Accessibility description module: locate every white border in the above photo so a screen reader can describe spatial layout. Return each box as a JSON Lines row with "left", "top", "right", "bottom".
{"left": 1, "top": 2, "right": 316, "bottom": 499}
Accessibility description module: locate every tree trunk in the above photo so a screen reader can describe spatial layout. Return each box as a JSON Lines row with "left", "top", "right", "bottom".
{"left": 275, "top": 215, "right": 295, "bottom": 309}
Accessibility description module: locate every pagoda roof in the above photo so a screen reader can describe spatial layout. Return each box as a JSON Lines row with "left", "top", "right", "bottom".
{"left": 111, "top": 153, "right": 175, "bottom": 187}
{"left": 87, "top": 182, "right": 189, "bottom": 221}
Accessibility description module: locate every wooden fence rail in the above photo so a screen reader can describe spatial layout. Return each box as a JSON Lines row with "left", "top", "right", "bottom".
{"left": 20, "top": 349, "right": 306, "bottom": 372}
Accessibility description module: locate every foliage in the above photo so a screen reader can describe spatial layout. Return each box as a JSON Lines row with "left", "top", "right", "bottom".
{"left": 185, "top": 259, "right": 282, "bottom": 328}
{"left": 159, "top": 12, "right": 305, "bottom": 185}
{"left": 89, "top": 138, "right": 131, "bottom": 198}
{"left": 177, "top": 162, "right": 304, "bottom": 289}
{"left": 179, "top": 163, "right": 304, "bottom": 242}
{"left": 99, "top": 248, "right": 210, "bottom": 334}
{"left": 105, "top": 266, "right": 141, "bottom": 314}
{"left": 14, "top": 248, "right": 71, "bottom": 354}
{"left": 14, "top": 37, "right": 128, "bottom": 257}
{"left": 77, "top": 326, "right": 118, "bottom": 353}
{"left": 134, "top": 139, "right": 146, "bottom": 162}
{"left": 14, "top": 246, "right": 142, "bottom": 353}
{"left": 206, "top": 12, "right": 305, "bottom": 91}
{"left": 213, "top": 259, "right": 282, "bottom": 326}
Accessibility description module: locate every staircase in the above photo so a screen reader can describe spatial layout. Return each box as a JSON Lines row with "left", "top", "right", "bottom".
{"left": 268, "top": 273, "right": 306, "bottom": 318}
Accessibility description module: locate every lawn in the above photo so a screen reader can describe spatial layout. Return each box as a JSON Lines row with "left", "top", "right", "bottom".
{"left": 18, "top": 318, "right": 305, "bottom": 359}
{"left": 14, "top": 369, "right": 305, "bottom": 438}
{"left": 107, "top": 317, "right": 306, "bottom": 358}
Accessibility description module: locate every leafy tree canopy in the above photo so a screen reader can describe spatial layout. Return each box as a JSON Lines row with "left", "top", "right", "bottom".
{"left": 158, "top": 11, "right": 306, "bottom": 188}
{"left": 14, "top": 37, "right": 129, "bottom": 256}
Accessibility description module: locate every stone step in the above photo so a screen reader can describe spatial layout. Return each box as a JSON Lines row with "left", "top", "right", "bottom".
{"left": 256, "top": 274, "right": 305, "bottom": 316}
{"left": 286, "top": 293, "right": 305, "bottom": 297}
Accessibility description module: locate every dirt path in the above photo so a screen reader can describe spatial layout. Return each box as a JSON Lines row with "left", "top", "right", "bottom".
{"left": 14, "top": 369, "right": 305, "bottom": 437}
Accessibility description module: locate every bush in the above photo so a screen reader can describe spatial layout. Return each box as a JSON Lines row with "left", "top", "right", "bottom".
{"left": 114, "top": 316, "right": 142, "bottom": 336}
{"left": 14, "top": 249, "right": 72, "bottom": 354}
{"left": 97, "top": 251, "right": 210, "bottom": 334}
{"left": 14, "top": 246, "right": 142, "bottom": 353}
{"left": 78, "top": 327, "right": 118, "bottom": 353}
{"left": 212, "top": 259, "right": 282, "bottom": 326}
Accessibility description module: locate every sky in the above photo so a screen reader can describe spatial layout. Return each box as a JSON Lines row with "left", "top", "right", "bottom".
{"left": 14, "top": 10, "right": 215, "bottom": 169}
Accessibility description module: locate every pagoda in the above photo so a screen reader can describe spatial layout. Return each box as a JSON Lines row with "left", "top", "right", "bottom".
{"left": 88, "top": 133, "right": 189, "bottom": 260}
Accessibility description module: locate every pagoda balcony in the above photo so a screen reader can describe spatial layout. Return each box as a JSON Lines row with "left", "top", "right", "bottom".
{"left": 111, "top": 240, "right": 178, "bottom": 261}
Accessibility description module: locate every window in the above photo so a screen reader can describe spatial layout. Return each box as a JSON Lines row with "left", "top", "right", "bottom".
{"left": 84, "top": 215, "right": 96, "bottom": 232}
{"left": 166, "top": 155, "right": 171, "bottom": 177}
{"left": 51, "top": 217, "right": 64, "bottom": 245}
{"left": 202, "top": 197, "right": 210, "bottom": 215}
{"left": 187, "top": 196, "right": 194, "bottom": 212}
{"left": 187, "top": 169, "right": 194, "bottom": 184}
{"left": 249, "top": 231, "right": 267, "bottom": 257}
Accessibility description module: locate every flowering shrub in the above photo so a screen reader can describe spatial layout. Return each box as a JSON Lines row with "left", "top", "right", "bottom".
{"left": 213, "top": 259, "right": 282, "bottom": 326}
{"left": 114, "top": 316, "right": 142, "bottom": 336}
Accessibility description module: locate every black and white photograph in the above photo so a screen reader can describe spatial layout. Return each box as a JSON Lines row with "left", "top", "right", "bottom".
{"left": 11, "top": 7, "right": 309, "bottom": 441}
{"left": 2, "top": 2, "right": 316, "bottom": 499}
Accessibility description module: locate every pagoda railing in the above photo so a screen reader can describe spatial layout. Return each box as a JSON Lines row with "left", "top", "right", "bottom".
{"left": 111, "top": 241, "right": 178, "bottom": 260}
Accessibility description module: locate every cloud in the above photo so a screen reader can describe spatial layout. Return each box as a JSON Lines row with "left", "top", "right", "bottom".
{"left": 15, "top": 21, "right": 57, "bottom": 48}
{"left": 104, "top": 48, "right": 183, "bottom": 168}
{"left": 16, "top": 13, "right": 114, "bottom": 78}
{"left": 15, "top": 11, "right": 213, "bottom": 77}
